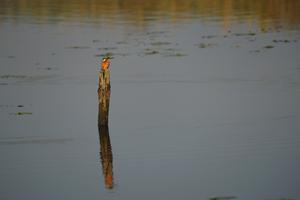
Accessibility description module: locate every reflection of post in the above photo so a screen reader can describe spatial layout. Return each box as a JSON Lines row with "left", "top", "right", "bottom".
{"left": 98, "top": 124, "right": 114, "bottom": 189}
{"left": 98, "top": 70, "right": 110, "bottom": 126}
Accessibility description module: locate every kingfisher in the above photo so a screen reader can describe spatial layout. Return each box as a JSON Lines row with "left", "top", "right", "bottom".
{"left": 101, "top": 57, "right": 110, "bottom": 71}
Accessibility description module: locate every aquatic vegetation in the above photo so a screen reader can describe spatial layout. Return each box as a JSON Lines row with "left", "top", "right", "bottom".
{"left": 92, "top": 39, "right": 102, "bottom": 43}
{"left": 273, "top": 39, "right": 291, "bottom": 43}
{"left": 250, "top": 49, "right": 261, "bottom": 53}
{"left": 139, "top": 46, "right": 187, "bottom": 57}
{"left": 162, "top": 52, "right": 187, "bottom": 57}
{"left": 114, "top": 53, "right": 130, "bottom": 57}
{"left": 95, "top": 52, "right": 114, "bottom": 58}
{"left": 37, "top": 67, "right": 58, "bottom": 71}
{"left": 234, "top": 32, "right": 256, "bottom": 36}
{"left": 0, "top": 75, "right": 27, "bottom": 79}
{"left": 163, "top": 48, "right": 180, "bottom": 51}
{"left": 265, "top": 198, "right": 295, "bottom": 200}
{"left": 0, "top": 137, "right": 73, "bottom": 145}
{"left": 98, "top": 47, "right": 118, "bottom": 51}
{"left": 248, "top": 38, "right": 256, "bottom": 42}
{"left": 150, "top": 41, "right": 172, "bottom": 46}
{"left": 264, "top": 45, "right": 275, "bottom": 49}
{"left": 139, "top": 48, "right": 160, "bottom": 56}
{"left": 196, "top": 43, "right": 216, "bottom": 48}
{"left": 201, "top": 35, "right": 218, "bottom": 39}
{"left": 64, "top": 46, "right": 91, "bottom": 49}
{"left": 210, "top": 196, "right": 236, "bottom": 200}
{"left": 143, "top": 49, "right": 160, "bottom": 55}
{"left": 0, "top": 105, "right": 14, "bottom": 108}
{"left": 95, "top": 52, "right": 129, "bottom": 58}
{"left": 0, "top": 74, "right": 56, "bottom": 85}
{"left": 146, "top": 31, "right": 168, "bottom": 35}
{"left": 14, "top": 112, "right": 33, "bottom": 115}
{"left": 116, "top": 41, "right": 128, "bottom": 45}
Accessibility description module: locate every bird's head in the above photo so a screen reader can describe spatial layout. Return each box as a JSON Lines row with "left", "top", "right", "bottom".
{"left": 101, "top": 57, "right": 110, "bottom": 70}
{"left": 102, "top": 57, "right": 109, "bottom": 62}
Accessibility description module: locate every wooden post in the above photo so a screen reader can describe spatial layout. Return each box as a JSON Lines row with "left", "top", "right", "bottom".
{"left": 97, "top": 63, "right": 113, "bottom": 188}
{"left": 98, "top": 70, "right": 110, "bottom": 126}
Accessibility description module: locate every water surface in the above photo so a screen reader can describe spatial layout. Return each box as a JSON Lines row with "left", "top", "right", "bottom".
{"left": 1, "top": 1, "right": 300, "bottom": 200}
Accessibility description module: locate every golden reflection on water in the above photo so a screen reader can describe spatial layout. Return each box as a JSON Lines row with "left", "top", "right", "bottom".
{"left": 0, "top": 0, "right": 300, "bottom": 29}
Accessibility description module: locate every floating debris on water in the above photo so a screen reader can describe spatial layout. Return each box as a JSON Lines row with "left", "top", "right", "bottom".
{"left": 264, "top": 45, "right": 274, "bottom": 49}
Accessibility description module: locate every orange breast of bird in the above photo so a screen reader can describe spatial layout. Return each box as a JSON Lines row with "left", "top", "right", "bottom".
{"left": 101, "top": 59, "right": 110, "bottom": 70}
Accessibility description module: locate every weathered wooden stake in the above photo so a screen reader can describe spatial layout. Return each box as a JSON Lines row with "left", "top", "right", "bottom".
{"left": 98, "top": 70, "right": 111, "bottom": 126}
{"left": 98, "top": 59, "right": 113, "bottom": 188}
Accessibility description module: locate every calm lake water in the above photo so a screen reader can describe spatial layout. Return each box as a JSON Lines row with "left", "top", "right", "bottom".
{"left": 1, "top": 1, "right": 300, "bottom": 200}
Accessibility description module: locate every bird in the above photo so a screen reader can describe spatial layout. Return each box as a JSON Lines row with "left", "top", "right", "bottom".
{"left": 101, "top": 57, "right": 110, "bottom": 71}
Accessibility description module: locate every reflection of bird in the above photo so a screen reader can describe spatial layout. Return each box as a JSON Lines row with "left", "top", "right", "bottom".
{"left": 101, "top": 57, "right": 110, "bottom": 71}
